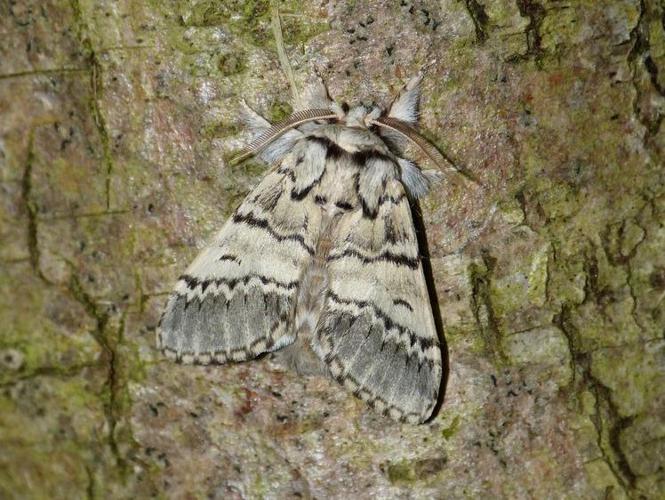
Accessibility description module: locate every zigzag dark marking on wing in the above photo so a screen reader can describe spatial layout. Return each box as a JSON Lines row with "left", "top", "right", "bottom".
{"left": 177, "top": 273, "right": 298, "bottom": 298}
{"left": 326, "top": 248, "right": 419, "bottom": 269}
{"left": 232, "top": 212, "right": 315, "bottom": 255}
{"left": 324, "top": 291, "right": 436, "bottom": 357}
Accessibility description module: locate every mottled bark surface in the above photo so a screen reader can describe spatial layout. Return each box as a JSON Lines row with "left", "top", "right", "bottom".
{"left": 1, "top": 1, "right": 664, "bottom": 498}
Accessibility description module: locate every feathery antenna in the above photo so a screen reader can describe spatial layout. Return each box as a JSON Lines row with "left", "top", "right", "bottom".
{"left": 230, "top": 109, "right": 338, "bottom": 164}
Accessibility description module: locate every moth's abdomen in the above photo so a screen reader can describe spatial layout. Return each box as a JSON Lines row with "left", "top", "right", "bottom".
{"left": 273, "top": 256, "right": 330, "bottom": 376}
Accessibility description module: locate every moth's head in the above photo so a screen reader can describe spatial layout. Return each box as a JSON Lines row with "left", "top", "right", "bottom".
{"left": 233, "top": 73, "right": 455, "bottom": 180}
{"left": 337, "top": 103, "right": 383, "bottom": 129}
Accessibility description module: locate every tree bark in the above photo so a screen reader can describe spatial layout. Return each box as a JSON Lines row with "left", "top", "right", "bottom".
{"left": 1, "top": 0, "right": 663, "bottom": 498}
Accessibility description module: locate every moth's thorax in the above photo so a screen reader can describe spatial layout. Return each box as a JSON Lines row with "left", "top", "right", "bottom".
{"left": 281, "top": 121, "right": 399, "bottom": 222}
{"left": 312, "top": 121, "right": 391, "bottom": 155}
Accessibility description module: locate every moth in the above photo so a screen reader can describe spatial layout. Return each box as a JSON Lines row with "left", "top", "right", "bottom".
{"left": 157, "top": 74, "right": 446, "bottom": 424}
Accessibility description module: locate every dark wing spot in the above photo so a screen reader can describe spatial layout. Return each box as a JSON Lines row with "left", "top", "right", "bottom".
{"left": 335, "top": 200, "right": 354, "bottom": 211}
{"left": 393, "top": 298, "right": 414, "bottom": 311}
